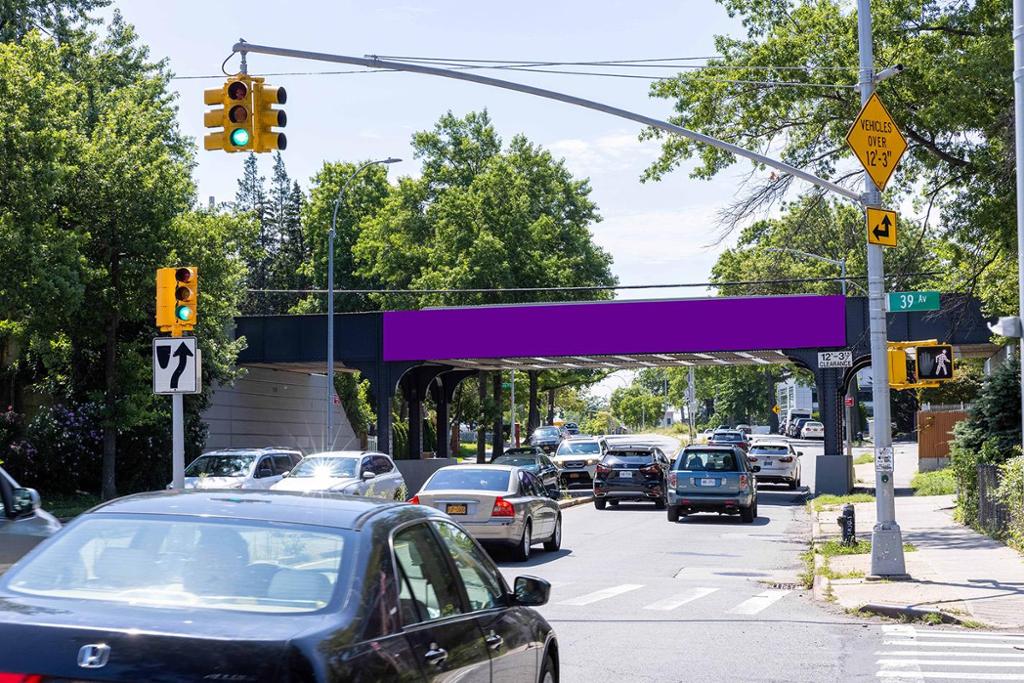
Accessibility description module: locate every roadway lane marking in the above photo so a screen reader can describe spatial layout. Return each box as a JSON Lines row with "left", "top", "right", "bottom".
{"left": 726, "top": 589, "right": 789, "bottom": 615}
{"left": 878, "top": 653, "right": 1024, "bottom": 659}
{"left": 878, "top": 660, "right": 1024, "bottom": 668}
{"left": 557, "top": 583, "right": 643, "bottom": 606}
{"left": 877, "top": 672, "right": 1024, "bottom": 680}
{"left": 883, "top": 641, "right": 1024, "bottom": 649}
{"left": 908, "top": 632, "right": 1024, "bottom": 641}
{"left": 642, "top": 587, "right": 718, "bottom": 611}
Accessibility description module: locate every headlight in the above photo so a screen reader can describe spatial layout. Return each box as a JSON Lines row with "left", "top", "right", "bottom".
{"left": 586, "top": 458, "right": 599, "bottom": 465}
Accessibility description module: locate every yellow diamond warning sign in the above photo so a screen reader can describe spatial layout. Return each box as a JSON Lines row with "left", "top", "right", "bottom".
{"left": 845, "top": 93, "right": 907, "bottom": 192}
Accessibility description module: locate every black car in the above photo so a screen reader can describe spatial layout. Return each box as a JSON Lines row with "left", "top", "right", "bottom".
{"left": 492, "top": 449, "right": 561, "bottom": 496}
{"left": 592, "top": 446, "right": 671, "bottom": 509}
{"left": 0, "top": 490, "right": 559, "bottom": 682}
{"left": 529, "top": 425, "right": 565, "bottom": 452}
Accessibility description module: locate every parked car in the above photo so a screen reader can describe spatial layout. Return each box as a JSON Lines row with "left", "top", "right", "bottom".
{"left": 492, "top": 449, "right": 561, "bottom": 495}
{"left": 747, "top": 440, "right": 802, "bottom": 489}
{"left": 529, "top": 425, "right": 566, "bottom": 452}
{"left": 0, "top": 490, "right": 559, "bottom": 681}
{"left": 271, "top": 450, "right": 406, "bottom": 500}
{"left": 735, "top": 424, "right": 753, "bottom": 437}
{"left": 173, "top": 447, "right": 302, "bottom": 490}
{"left": 551, "top": 437, "right": 606, "bottom": 487}
{"left": 593, "top": 446, "right": 671, "bottom": 510}
{"left": 0, "top": 467, "right": 61, "bottom": 570}
{"left": 708, "top": 429, "right": 749, "bottom": 452}
{"left": 790, "top": 417, "right": 814, "bottom": 439}
{"left": 412, "top": 465, "right": 562, "bottom": 561}
{"left": 563, "top": 422, "right": 580, "bottom": 436}
{"left": 800, "top": 421, "right": 825, "bottom": 440}
{"left": 667, "top": 446, "right": 760, "bottom": 523}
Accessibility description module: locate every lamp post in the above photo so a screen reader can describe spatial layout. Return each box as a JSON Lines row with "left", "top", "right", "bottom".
{"left": 326, "top": 157, "right": 401, "bottom": 450}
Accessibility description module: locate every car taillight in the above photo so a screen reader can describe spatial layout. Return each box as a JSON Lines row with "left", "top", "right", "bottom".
{"left": 739, "top": 474, "right": 749, "bottom": 488}
{"left": 596, "top": 463, "right": 612, "bottom": 474}
{"left": 779, "top": 456, "right": 794, "bottom": 463}
{"left": 409, "top": 495, "right": 420, "bottom": 505}
{"left": 640, "top": 464, "right": 660, "bottom": 475}
{"left": 492, "top": 497, "right": 515, "bottom": 517}
{"left": 748, "top": 455, "right": 759, "bottom": 462}
{"left": 668, "top": 472, "right": 678, "bottom": 487}
{"left": 0, "top": 675, "right": 43, "bottom": 683}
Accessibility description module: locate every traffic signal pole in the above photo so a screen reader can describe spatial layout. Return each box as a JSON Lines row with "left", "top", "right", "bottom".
{"left": 1014, "top": 0, "right": 1024, "bottom": 450}
{"left": 172, "top": 392, "right": 184, "bottom": 489}
{"left": 857, "top": 0, "right": 906, "bottom": 577}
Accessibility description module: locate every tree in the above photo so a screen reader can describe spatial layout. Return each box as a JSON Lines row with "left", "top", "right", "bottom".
{"left": 610, "top": 386, "right": 663, "bottom": 431}
{"left": 643, "top": 0, "right": 1013, "bottom": 313}
{"left": 1, "top": 0, "right": 108, "bottom": 43}
{"left": 234, "top": 154, "right": 273, "bottom": 313}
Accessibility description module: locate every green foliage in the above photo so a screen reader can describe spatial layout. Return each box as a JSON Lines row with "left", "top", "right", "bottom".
{"left": 853, "top": 453, "right": 873, "bottom": 465}
{"left": 610, "top": 385, "right": 664, "bottom": 430}
{"left": 950, "top": 359, "right": 1022, "bottom": 525}
{"left": 580, "top": 410, "right": 621, "bottom": 436}
{"left": 335, "top": 372, "right": 374, "bottom": 440}
{"left": 996, "top": 457, "right": 1024, "bottom": 552}
{"left": 911, "top": 468, "right": 957, "bottom": 496}
{"left": 0, "top": 0, "right": 109, "bottom": 43}
{"left": 818, "top": 540, "right": 872, "bottom": 557}
{"left": 809, "top": 493, "right": 875, "bottom": 512}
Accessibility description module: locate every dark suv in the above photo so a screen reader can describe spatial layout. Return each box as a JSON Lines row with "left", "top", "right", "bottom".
{"left": 593, "top": 446, "right": 671, "bottom": 509}
{"left": 708, "top": 429, "right": 749, "bottom": 452}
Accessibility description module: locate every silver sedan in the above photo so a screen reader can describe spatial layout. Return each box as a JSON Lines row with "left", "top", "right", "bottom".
{"left": 411, "top": 464, "right": 562, "bottom": 561}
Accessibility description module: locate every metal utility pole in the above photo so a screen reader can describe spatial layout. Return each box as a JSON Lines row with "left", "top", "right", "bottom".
{"left": 858, "top": 0, "right": 906, "bottom": 577}
{"left": 327, "top": 157, "right": 400, "bottom": 450}
{"left": 687, "top": 366, "right": 696, "bottom": 444}
{"left": 1014, "top": 0, "right": 1024, "bottom": 446}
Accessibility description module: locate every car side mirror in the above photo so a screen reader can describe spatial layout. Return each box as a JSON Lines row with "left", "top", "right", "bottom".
{"left": 513, "top": 575, "right": 551, "bottom": 606}
{"left": 256, "top": 467, "right": 273, "bottom": 479}
{"left": 751, "top": 465, "right": 761, "bottom": 473}
{"left": 9, "top": 487, "right": 41, "bottom": 517}
{"left": 281, "top": 470, "right": 290, "bottom": 478}
{"left": 362, "top": 471, "right": 376, "bottom": 480}
{"left": 797, "top": 451, "right": 804, "bottom": 457}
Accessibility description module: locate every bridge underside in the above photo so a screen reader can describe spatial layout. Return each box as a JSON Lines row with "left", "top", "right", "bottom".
{"left": 437, "top": 349, "right": 794, "bottom": 371}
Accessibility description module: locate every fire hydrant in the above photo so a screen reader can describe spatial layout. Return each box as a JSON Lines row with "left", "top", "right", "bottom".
{"left": 837, "top": 503, "right": 856, "bottom": 547}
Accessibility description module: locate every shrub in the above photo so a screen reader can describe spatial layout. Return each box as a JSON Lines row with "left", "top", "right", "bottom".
{"left": 997, "top": 456, "right": 1024, "bottom": 552}
{"left": 911, "top": 468, "right": 957, "bottom": 496}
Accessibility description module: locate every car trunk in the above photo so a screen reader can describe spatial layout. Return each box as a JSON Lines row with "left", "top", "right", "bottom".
{"left": 415, "top": 490, "right": 505, "bottom": 522}
{"left": 0, "top": 594, "right": 315, "bottom": 681}
{"left": 674, "top": 470, "right": 745, "bottom": 495}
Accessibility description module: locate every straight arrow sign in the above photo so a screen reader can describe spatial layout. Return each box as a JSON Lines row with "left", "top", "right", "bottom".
{"left": 866, "top": 207, "right": 897, "bottom": 248}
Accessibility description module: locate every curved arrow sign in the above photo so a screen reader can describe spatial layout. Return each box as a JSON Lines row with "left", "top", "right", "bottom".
{"left": 153, "top": 337, "right": 199, "bottom": 394}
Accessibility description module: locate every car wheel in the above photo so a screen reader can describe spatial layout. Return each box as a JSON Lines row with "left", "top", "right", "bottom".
{"left": 667, "top": 505, "right": 680, "bottom": 523}
{"left": 544, "top": 515, "right": 562, "bottom": 552}
{"left": 740, "top": 505, "right": 755, "bottom": 523}
{"left": 788, "top": 477, "right": 798, "bottom": 490}
{"left": 608, "top": 500, "right": 619, "bottom": 507}
{"left": 752, "top": 500, "right": 759, "bottom": 518}
{"left": 654, "top": 497, "right": 666, "bottom": 510}
{"left": 540, "top": 653, "right": 557, "bottom": 683}
{"left": 594, "top": 499, "right": 606, "bottom": 510}
{"left": 512, "top": 521, "right": 532, "bottom": 562}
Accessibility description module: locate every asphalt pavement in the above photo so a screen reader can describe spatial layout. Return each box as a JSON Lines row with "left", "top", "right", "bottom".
{"left": 495, "top": 479, "right": 885, "bottom": 682}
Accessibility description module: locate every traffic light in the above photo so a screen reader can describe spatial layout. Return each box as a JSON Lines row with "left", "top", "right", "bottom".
{"left": 173, "top": 267, "right": 198, "bottom": 333}
{"left": 917, "top": 345, "right": 954, "bottom": 381}
{"left": 254, "top": 80, "right": 287, "bottom": 152}
{"left": 888, "top": 348, "right": 908, "bottom": 386}
{"left": 156, "top": 268, "right": 177, "bottom": 331}
{"left": 203, "top": 76, "right": 254, "bottom": 152}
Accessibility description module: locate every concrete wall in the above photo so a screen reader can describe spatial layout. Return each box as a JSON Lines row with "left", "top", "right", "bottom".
{"left": 202, "top": 366, "right": 359, "bottom": 454}
{"left": 395, "top": 458, "right": 458, "bottom": 498}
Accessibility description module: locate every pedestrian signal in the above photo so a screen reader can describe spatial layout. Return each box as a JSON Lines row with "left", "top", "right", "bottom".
{"left": 916, "top": 345, "right": 954, "bottom": 381}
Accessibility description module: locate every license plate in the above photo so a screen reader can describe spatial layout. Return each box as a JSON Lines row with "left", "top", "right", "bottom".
{"left": 446, "top": 503, "right": 468, "bottom": 515}
{"left": 570, "top": 472, "right": 581, "bottom": 478}
{"left": 699, "top": 478, "right": 718, "bottom": 487}
{"left": 763, "top": 460, "right": 773, "bottom": 467}
{"left": 619, "top": 471, "right": 633, "bottom": 479}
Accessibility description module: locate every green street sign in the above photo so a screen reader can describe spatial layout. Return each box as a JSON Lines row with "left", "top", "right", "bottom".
{"left": 886, "top": 291, "right": 940, "bottom": 313}
{"left": 501, "top": 383, "right": 512, "bottom": 390}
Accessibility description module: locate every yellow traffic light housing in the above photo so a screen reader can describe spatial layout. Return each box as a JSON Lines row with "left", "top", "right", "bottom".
{"left": 203, "top": 76, "right": 254, "bottom": 152}
{"left": 156, "top": 268, "right": 177, "bottom": 331}
{"left": 254, "top": 81, "right": 287, "bottom": 152}
{"left": 887, "top": 339, "right": 954, "bottom": 389}
{"left": 888, "top": 348, "right": 908, "bottom": 386}
{"left": 156, "top": 267, "right": 197, "bottom": 335}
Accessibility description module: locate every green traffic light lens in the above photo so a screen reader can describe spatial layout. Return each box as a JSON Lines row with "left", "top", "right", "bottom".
{"left": 229, "top": 128, "right": 250, "bottom": 146}
{"left": 175, "top": 305, "right": 193, "bottom": 322}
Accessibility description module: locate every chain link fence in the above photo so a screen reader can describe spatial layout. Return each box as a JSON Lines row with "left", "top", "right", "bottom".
{"left": 977, "top": 464, "right": 1010, "bottom": 535}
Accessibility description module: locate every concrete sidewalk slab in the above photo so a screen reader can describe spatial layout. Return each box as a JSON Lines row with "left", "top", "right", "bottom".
{"left": 812, "top": 494, "right": 1024, "bottom": 629}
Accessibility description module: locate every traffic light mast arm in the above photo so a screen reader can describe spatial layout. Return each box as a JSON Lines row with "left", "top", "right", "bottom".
{"left": 228, "top": 41, "right": 862, "bottom": 204}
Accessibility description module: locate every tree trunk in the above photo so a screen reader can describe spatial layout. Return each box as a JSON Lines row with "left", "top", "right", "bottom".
{"left": 546, "top": 387, "right": 556, "bottom": 425}
{"left": 492, "top": 373, "right": 504, "bottom": 460}
{"left": 101, "top": 256, "right": 120, "bottom": 501}
{"left": 528, "top": 371, "right": 540, "bottom": 435}
{"left": 476, "top": 372, "right": 487, "bottom": 463}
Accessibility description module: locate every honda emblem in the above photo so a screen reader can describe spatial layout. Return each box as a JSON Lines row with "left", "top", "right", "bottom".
{"left": 77, "top": 643, "right": 111, "bottom": 669}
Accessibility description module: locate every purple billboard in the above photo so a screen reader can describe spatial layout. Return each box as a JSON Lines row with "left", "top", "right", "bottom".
{"left": 383, "top": 295, "right": 846, "bottom": 362}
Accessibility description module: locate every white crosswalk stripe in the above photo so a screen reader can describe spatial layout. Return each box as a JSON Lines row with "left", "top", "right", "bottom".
{"left": 642, "top": 587, "right": 718, "bottom": 611}
{"left": 726, "top": 589, "right": 790, "bottom": 615}
{"left": 557, "top": 583, "right": 643, "bottom": 606}
{"left": 877, "top": 625, "right": 1024, "bottom": 681}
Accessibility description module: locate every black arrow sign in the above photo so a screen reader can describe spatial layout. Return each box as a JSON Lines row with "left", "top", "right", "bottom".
{"left": 170, "top": 342, "right": 194, "bottom": 390}
{"left": 873, "top": 215, "right": 892, "bottom": 241}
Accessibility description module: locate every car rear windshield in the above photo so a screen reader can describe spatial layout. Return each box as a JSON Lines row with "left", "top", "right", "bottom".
{"left": 4, "top": 517, "right": 347, "bottom": 614}
{"left": 556, "top": 441, "right": 601, "bottom": 455}
{"left": 184, "top": 454, "right": 256, "bottom": 477}
{"left": 676, "top": 450, "right": 740, "bottom": 472}
{"left": 804, "top": 422, "right": 823, "bottom": 428}
{"left": 535, "top": 427, "right": 560, "bottom": 436}
{"left": 606, "top": 450, "right": 655, "bottom": 463}
{"left": 712, "top": 432, "right": 743, "bottom": 442}
{"left": 492, "top": 456, "right": 537, "bottom": 468}
{"left": 750, "top": 445, "right": 789, "bottom": 455}
{"left": 289, "top": 456, "right": 359, "bottom": 479}
{"left": 424, "top": 469, "right": 511, "bottom": 492}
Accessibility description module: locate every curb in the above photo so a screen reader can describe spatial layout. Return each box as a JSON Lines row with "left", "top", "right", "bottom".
{"left": 855, "top": 602, "right": 967, "bottom": 626}
{"left": 559, "top": 495, "right": 594, "bottom": 509}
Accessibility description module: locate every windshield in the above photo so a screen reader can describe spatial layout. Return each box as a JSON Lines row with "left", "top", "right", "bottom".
{"left": 492, "top": 455, "right": 538, "bottom": 468}
{"left": 5, "top": 517, "right": 347, "bottom": 614}
{"left": 750, "top": 445, "right": 789, "bottom": 455}
{"left": 804, "top": 422, "right": 823, "bottom": 428}
{"left": 711, "top": 432, "right": 743, "bottom": 442}
{"left": 185, "top": 454, "right": 256, "bottom": 478}
{"left": 535, "top": 427, "right": 560, "bottom": 437}
{"left": 424, "top": 469, "right": 511, "bottom": 492}
{"left": 676, "top": 450, "right": 739, "bottom": 472}
{"left": 556, "top": 441, "right": 601, "bottom": 455}
{"left": 289, "top": 456, "right": 359, "bottom": 479}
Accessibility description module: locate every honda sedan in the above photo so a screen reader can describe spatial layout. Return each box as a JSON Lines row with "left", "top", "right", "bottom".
{"left": 0, "top": 490, "right": 559, "bottom": 682}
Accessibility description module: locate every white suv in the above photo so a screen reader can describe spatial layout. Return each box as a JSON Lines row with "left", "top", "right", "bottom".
{"left": 747, "top": 440, "right": 802, "bottom": 490}
{"left": 174, "top": 448, "right": 303, "bottom": 490}
{"left": 551, "top": 437, "right": 607, "bottom": 487}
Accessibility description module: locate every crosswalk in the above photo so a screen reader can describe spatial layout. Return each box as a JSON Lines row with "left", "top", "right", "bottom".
{"left": 876, "top": 624, "right": 1024, "bottom": 680}
{"left": 547, "top": 581, "right": 792, "bottom": 615}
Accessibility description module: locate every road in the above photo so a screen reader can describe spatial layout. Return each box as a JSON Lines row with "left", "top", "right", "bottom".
{"left": 496, "top": 478, "right": 881, "bottom": 682}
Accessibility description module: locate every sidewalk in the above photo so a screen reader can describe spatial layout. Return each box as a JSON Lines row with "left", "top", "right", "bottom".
{"left": 851, "top": 441, "right": 919, "bottom": 490}
{"left": 812, "top": 494, "right": 1024, "bottom": 628}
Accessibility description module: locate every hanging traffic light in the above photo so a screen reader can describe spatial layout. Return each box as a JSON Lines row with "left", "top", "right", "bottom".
{"left": 203, "top": 76, "right": 254, "bottom": 153}
{"left": 254, "top": 80, "right": 287, "bottom": 152}
{"left": 173, "top": 267, "right": 198, "bottom": 333}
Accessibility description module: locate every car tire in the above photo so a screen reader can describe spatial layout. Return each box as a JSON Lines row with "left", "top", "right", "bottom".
{"left": 654, "top": 498, "right": 666, "bottom": 510}
{"left": 740, "top": 505, "right": 755, "bottom": 523}
{"left": 752, "top": 500, "right": 759, "bottom": 518}
{"left": 512, "top": 521, "right": 532, "bottom": 562}
{"left": 540, "top": 652, "right": 557, "bottom": 683}
{"left": 609, "top": 500, "right": 619, "bottom": 507}
{"left": 788, "top": 478, "right": 798, "bottom": 490}
{"left": 544, "top": 515, "right": 562, "bottom": 552}
{"left": 594, "top": 499, "right": 606, "bottom": 510}
{"left": 667, "top": 505, "right": 680, "bottom": 523}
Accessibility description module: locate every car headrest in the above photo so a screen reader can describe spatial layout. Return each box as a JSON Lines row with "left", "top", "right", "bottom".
{"left": 267, "top": 568, "right": 332, "bottom": 606}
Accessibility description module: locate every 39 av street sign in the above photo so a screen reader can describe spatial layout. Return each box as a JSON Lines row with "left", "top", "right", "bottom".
{"left": 846, "top": 92, "right": 908, "bottom": 192}
{"left": 818, "top": 350, "right": 853, "bottom": 368}
{"left": 887, "top": 291, "right": 940, "bottom": 313}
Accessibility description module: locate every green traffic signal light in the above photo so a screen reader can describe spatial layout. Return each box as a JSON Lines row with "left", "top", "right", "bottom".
{"left": 230, "top": 128, "right": 250, "bottom": 146}
{"left": 175, "top": 305, "right": 193, "bottom": 322}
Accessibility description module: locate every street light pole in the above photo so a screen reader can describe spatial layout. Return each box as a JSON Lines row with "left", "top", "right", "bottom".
{"left": 1014, "top": 0, "right": 1024, "bottom": 449}
{"left": 857, "top": 0, "right": 906, "bottom": 577}
{"left": 326, "top": 157, "right": 401, "bottom": 451}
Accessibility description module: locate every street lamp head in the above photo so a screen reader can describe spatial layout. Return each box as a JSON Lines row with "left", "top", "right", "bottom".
{"left": 382, "top": 157, "right": 402, "bottom": 164}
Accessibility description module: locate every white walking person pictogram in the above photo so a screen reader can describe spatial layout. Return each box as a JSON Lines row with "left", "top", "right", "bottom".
{"left": 935, "top": 349, "right": 950, "bottom": 376}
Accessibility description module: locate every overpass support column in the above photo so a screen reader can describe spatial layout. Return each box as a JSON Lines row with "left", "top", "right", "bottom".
{"left": 814, "top": 366, "right": 853, "bottom": 495}
{"left": 430, "top": 371, "right": 476, "bottom": 459}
